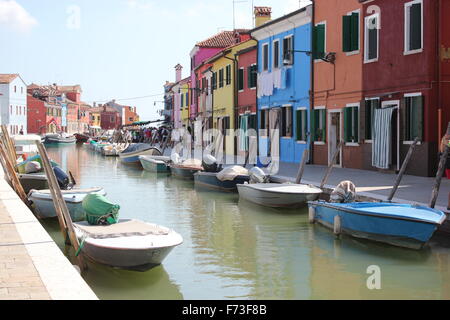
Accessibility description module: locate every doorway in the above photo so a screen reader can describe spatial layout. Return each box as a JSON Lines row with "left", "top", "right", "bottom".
{"left": 328, "top": 110, "right": 342, "bottom": 167}
{"left": 381, "top": 100, "right": 400, "bottom": 172}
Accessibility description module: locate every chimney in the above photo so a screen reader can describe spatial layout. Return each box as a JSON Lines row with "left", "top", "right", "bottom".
{"left": 254, "top": 7, "right": 272, "bottom": 27}
{"left": 175, "top": 64, "right": 183, "bottom": 83}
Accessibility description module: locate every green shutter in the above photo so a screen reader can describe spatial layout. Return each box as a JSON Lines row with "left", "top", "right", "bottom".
{"left": 344, "top": 108, "right": 349, "bottom": 142}
{"left": 351, "top": 12, "right": 359, "bottom": 51}
{"left": 314, "top": 25, "right": 325, "bottom": 59}
{"left": 343, "top": 15, "right": 351, "bottom": 52}
{"left": 354, "top": 107, "right": 359, "bottom": 142}
{"left": 415, "top": 96, "right": 424, "bottom": 141}
{"left": 311, "top": 109, "right": 316, "bottom": 141}
{"left": 410, "top": 3, "right": 422, "bottom": 51}
{"left": 321, "top": 110, "right": 326, "bottom": 142}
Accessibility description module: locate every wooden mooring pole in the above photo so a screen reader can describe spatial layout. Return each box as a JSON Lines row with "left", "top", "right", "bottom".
{"left": 430, "top": 145, "right": 449, "bottom": 209}
{"left": 387, "top": 137, "right": 420, "bottom": 201}
{"left": 320, "top": 141, "right": 344, "bottom": 189}
{"left": 36, "top": 141, "right": 87, "bottom": 271}
{"left": 296, "top": 149, "right": 309, "bottom": 184}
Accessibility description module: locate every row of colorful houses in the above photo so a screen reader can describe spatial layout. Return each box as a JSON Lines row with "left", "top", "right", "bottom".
{"left": 164, "top": 0, "right": 449, "bottom": 177}
{"left": 0, "top": 75, "right": 140, "bottom": 135}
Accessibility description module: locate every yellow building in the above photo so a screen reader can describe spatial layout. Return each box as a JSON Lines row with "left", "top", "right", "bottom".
{"left": 206, "top": 39, "right": 257, "bottom": 156}
{"left": 180, "top": 80, "right": 191, "bottom": 128}
{"left": 89, "top": 107, "right": 101, "bottom": 128}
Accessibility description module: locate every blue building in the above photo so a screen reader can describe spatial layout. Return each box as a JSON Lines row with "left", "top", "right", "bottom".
{"left": 251, "top": 6, "right": 312, "bottom": 164}
{"left": 57, "top": 95, "right": 67, "bottom": 132}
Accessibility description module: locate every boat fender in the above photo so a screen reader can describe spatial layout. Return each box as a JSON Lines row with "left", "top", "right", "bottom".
{"left": 308, "top": 207, "right": 316, "bottom": 224}
{"left": 333, "top": 215, "right": 342, "bottom": 236}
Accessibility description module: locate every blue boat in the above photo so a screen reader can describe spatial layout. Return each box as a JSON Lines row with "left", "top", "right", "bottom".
{"left": 119, "top": 144, "right": 162, "bottom": 165}
{"left": 308, "top": 201, "right": 446, "bottom": 250}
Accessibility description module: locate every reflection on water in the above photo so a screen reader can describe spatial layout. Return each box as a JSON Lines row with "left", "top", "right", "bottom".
{"left": 41, "top": 145, "right": 450, "bottom": 300}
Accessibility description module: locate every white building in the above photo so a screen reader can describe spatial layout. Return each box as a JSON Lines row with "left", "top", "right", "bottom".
{"left": 0, "top": 74, "right": 28, "bottom": 135}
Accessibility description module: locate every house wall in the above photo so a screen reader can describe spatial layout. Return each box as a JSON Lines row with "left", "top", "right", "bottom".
{"left": 361, "top": 0, "right": 441, "bottom": 176}
{"left": 254, "top": 14, "right": 312, "bottom": 164}
{"left": 1, "top": 77, "right": 28, "bottom": 134}
{"left": 313, "top": 0, "right": 364, "bottom": 167}
{"left": 27, "top": 95, "right": 46, "bottom": 134}
{"left": 237, "top": 47, "right": 257, "bottom": 115}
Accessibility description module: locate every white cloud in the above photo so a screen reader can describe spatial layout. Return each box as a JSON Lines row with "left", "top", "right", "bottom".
{"left": 0, "top": 0, "right": 38, "bottom": 32}
{"left": 126, "top": 0, "right": 153, "bottom": 10}
{"left": 283, "top": 0, "right": 312, "bottom": 14}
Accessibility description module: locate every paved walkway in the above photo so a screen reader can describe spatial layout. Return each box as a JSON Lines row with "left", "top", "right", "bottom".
{"left": 0, "top": 169, "right": 97, "bottom": 300}
{"left": 272, "top": 162, "right": 450, "bottom": 213}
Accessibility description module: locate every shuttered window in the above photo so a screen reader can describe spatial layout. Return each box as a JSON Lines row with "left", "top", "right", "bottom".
{"left": 181, "top": 94, "right": 184, "bottom": 109}
{"left": 405, "top": 1, "right": 423, "bottom": 52}
{"left": 364, "top": 15, "right": 379, "bottom": 61}
{"left": 281, "top": 106, "right": 292, "bottom": 137}
{"left": 312, "top": 109, "right": 326, "bottom": 142}
{"left": 186, "top": 92, "right": 189, "bottom": 105}
{"left": 226, "top": 65, "right": 232, "bottom": 85}
{"left": 282, "top": 36, "right": 294, "bottom": 65}
{"left": 365, "top": 99, "right": 380, "bottom": 140}
{"left": 296, "top": 109, "right": 307, "bottom": 142}
{"left": 313, "top": 24, "right": 326, "bottom": 60}
{"left": 273, "top": 40, "right": 280, "bottom": 69}
{"left": 263, "top": 44, "right": 269, "bottom": 71}
{"left": 343, "top": 12, "right": 359, "bottom": 52}
{"left": 248, "top": 65, "right": 257, "bottom": 89}
{"left": 219, "top": 69, "right": 224, "bottom": 88}
{"left": 212, "top": 72, "right": 217, "bottom": 90}
{"left": 344, "top": 106, "right": 359, "bottom": 143}
{"left": 405, "top": 95, "right": 424, "bottom": 141}
{"left": 260, "top": 109, "right": 269, "bottom": 136}
{"left": 238, "top": 68, "right": 244, "bottom": 91}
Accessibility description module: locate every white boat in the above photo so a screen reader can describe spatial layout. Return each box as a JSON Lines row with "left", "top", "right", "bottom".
{"left": 13, "top": 134, "right": 41, "bottom": 157}
{"left": 119, "top": 144, "right": 162, "bottom": 164}
{"left": 29, "top": 187, "right": 106, "bottom": 222}
{"left": 237, "top": 183, "right": 323, "bottom": 208}
{"left": 73, "top": 219, "right": 183, "bottom": 271}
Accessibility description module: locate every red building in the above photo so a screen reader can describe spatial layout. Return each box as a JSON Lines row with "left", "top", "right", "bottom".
{"left": 100, "top": 105, "right": 122, "bottom": 130}
{"left": 45, "top": 98, "right": 62, "bottom": 133}
{"left": 27, "top": 94, "right": 46, "bottom": 134}
{"left": 360, "top": 0, "right": 450, "bottom": 177}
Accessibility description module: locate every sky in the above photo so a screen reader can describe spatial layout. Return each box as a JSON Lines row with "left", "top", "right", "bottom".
{"left": 0, "top": 0, "right": 311, "bottom": 121}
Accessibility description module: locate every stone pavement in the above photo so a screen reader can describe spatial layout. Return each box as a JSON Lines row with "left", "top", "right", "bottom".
{"left": 272, "top": 162, "right": 450, "bottom": 212}
{"left": 0, "top": 169, "right": 97, "bottom": 300}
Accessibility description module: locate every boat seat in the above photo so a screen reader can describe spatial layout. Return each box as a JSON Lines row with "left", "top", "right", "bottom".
{"left": 75, "top": 220, "right": 170, "bottom": 239}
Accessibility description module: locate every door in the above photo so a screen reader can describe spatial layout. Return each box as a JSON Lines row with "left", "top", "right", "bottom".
{"left": 328, "top": 111, "right": 342, "bottom": 167}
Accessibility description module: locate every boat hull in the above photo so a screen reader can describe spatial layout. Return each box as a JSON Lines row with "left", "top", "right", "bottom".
{"left": 29, "top": 188, "right": 106, "bottom": 222}
{"left": 74, "top": 220, "right": 183, "bottom": 272}
{"left": 44, "top": 136, "right": 76, "bottom": 144}
{"left": 308, "top": 202, "right": 445, "bottom": 249}
{"left": 19, "top": 174, "right": 49, "bottom": 194}
{"left": 139, "top": 157, "right": 170, "bottom": 173}
{"left": 74, "top": 134, "right": 89, "bottom": 143}
{"left": 237, "top": 183, "right": 322, "bottom": 208}
{"left": 194, "top": 172, "right": 249, "bottom": 192}
{"left": 170, "top": 165, "right": 201, "bottom": 180}
{"left": 120, "top": 148, "right": 162, "bottom": 165}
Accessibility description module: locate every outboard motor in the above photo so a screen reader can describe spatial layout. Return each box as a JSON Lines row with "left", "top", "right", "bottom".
{"left": 53, "top": 167, "right": 71, "bottom": 190}
{"left": 330, "top": 180, "right": 356, "bottom": 203}
{"left": 249, "top": 167, "right": 270, "bottom": 184}
{"left": 202, "top": 154, "right": 221, "bottom": 173}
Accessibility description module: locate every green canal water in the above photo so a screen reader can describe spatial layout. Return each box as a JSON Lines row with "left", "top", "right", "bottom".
{"left": 39, "top": 144, "right": 450, "bottom": 300}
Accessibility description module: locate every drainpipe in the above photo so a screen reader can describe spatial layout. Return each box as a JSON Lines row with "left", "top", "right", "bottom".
{"left": 438, "top": 0, "right": 443, "bottom": 144}
{"left": 309, "top": 0, "right": 315, "bottom": 164}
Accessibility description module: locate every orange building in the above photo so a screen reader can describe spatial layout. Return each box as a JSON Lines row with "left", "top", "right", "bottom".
{"left": 312, "top": 0, "right": 365, "bottom": 169}
{"left": 123, "top": 105, "right": 139, "bottom": 125}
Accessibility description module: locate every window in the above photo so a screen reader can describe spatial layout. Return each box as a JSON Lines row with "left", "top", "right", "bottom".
{"left": 313, "top": 23, "right": 326, "bottom": 60}
{"left": 14, "top": 86, "right": 16, "bottom": 93}
{"left": 296, "top": 109, "right": 308, "bottom": 142}
{"left": 273, "top": 40, "right": 280, "bottom": 68}
{"left": 343, "top": 11, "right": 359, "bottom": 52}
{"left": 364, "top": 98, "right": 380, "bottom": 140}
{"left": 344, "top": 105, "right": 359, "bottom": 143}
{"left": 405, "top": 0, "right": 423, "bottom": 54}
{"left": 312, "top": 108, "right": 326, "bottom": 142}
{"left": 248, "top": 64, "right": 257, "bottom": 89}
{"left": 260, "top": 109, "right": 269, "bottom": 136}
{"left": 181, "top": 94, "right": 184, "bottom": 109}
{"left": 186, "top": 92, "right": 189, "bottom": 106}
{"left": 226, "top": 65, "right": 232, "bottom": 85}
{"left": 21, "top": 87, "right": 23, "bottom": 94}
{"left": 111, "top": 116, "right": 115, "bottom": 122}
{"left": 212, "top": 72, "right": 217, "bottom": 90}
{"left": 10, "top": 105, "right": 12, "bottom": 114}
{"left": 238, "top": 68, "right": 244, "bottom": 91}
{"left": 364, "top": 14, "right": 379, "bottom": 62}
{"left": 281, "top": 106, "right": 292, "bottom": 137}
{"left": 262, "top": 43, "right": 269, "bottom": 71}
{"left": 219, "top": 69, "right": 224, "bottom": 88}
{"left": 283, "top": 36, "right": 294, "bottom": 65}
{"left": 405, "top": 95, "right": 424, "bottom": 141}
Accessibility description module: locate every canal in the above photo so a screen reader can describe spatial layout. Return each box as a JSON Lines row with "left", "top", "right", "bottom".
{"left": 40, "top": 144, "right": 450, "bottom": 300}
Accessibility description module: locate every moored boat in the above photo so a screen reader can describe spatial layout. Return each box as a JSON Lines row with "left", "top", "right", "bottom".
{"left": 19, "top": 173, "right": 49, "bottom": 194}
{"left": 308, "top": 201, "right": 447, "bottom": 249}
{"left": 119, "top": 144, "right": 162, "bottom": 165}
{"left": 194, "top": 166, "right": 250, "bottom": 192}
{"left": 73, "top": 219, "right": 183, "bottom": 271}
{"left": 237, "top": 183, "right": 323, "bottom": 208}
{"left": 74, "top": 133, "right": 90, "bottom": 143}
{"left": 44, "top": 133, "right": 76, "bottom": 145}
{"left": 28, "top": 187, "right": 106, "bottom": 222}
{"left": 139, "top": 155, "right": 170, "bottom": 173}
{"left": 170, "top": 164, "right": 203, "bottom": 180}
